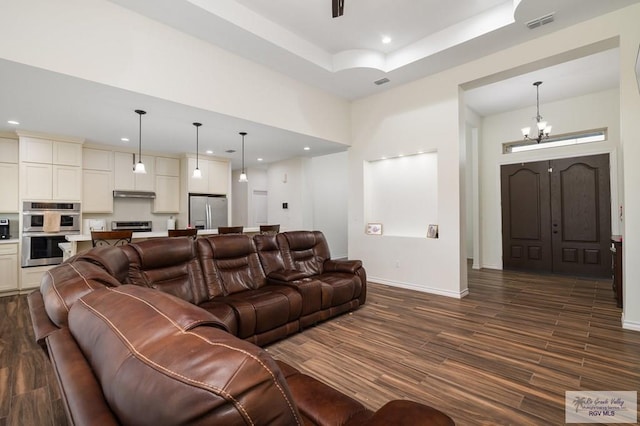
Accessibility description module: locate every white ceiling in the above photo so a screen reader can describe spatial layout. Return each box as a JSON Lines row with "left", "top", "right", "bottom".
{"left": 0, "top": 0, "right": 636, "bottom": 169}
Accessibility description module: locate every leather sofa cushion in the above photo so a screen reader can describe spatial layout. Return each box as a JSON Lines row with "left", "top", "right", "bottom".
{"left": 40, "top": 258, "right": 122, "bottom": 329}
{"left": 121, "top": 238, "right": 209, "bottom": 305}
{"left": 74, "top": 245, "right": 130, "bottom": 283}
{"left": 219, "top": 285, "right": 302, "bottom": 338}
{"left": 69, "top": 286, "right": 303, "bottom": 425}
{"left": 278, "top": 231, "right": 331, "bottom": 277}
{"left": 197, "top": 235, "right": 268, "bottom": 295}
{"left": 254, "top": 234, "right": 287, "bottom": 276}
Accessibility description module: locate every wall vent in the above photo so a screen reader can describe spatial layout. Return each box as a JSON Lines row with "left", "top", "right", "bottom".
{"left": 374, "top": 77, "right": 390, "bottom": 86}
{"left": 526, "top": 13, "right": 555, "bottom": 30}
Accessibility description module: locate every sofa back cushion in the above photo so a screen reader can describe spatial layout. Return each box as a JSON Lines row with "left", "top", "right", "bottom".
{"left": 278, "top": 231, "right": 331, "bottom": 277}
{"left": 253, "top": 234, "right": 286, "bottom": 276}
{"left": 40, "top": 246, "right": 126, "bottom": 328}
{"left": 197, "top": 235, "right": 267, "bottom": 296}
{"left": 120, "top": 237, "right": 209, "bottom": 305}
{"left": 68, "top": 286, "right": 302, "bottom": 425}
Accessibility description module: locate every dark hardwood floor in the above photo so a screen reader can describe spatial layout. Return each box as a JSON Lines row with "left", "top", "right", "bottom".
{"left": 1, "top": 268, "right": 638, "bottom": 425}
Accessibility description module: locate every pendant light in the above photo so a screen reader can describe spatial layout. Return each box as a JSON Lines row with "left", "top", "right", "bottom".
{"left": 192, "top": 122, "right": 202, "bottom": 179}
{"left": 238, "top": 131, "right": 248, "bottom": 183}
{"left": 521, "top": 81, "right": 552, "bottom": 143}
{"left": 133, "top": 109, "right": 147, "bottom": 174}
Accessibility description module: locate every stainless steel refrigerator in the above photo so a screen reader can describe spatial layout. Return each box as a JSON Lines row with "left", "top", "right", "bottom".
{"left": 188, "top": 194, "right": 228, "bottom": 230}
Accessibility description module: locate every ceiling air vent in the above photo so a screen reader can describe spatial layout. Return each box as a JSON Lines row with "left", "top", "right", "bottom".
{"left": 526, "top": 13, "right": 555, "bottom": 30}
{"left": 374, "top": 77, "right": 390, "bottom": 86}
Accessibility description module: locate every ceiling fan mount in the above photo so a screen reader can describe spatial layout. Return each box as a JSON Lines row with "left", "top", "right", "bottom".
{"left": 332, "top": 0, "right": 344, "bottom": 18}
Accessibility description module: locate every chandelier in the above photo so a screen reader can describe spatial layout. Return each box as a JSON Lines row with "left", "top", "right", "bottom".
{"left": 521, "top": 81, "right": 552, "bottom": 143}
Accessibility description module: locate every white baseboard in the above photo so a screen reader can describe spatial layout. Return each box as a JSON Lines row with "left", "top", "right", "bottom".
{"left": 368, "top": 277, "right": 468, "bottom": 299}
{"left": 622, "top": 315, "right": 640, "bottom": 332}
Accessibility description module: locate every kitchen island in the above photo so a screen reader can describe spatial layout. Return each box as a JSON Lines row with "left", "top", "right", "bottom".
{"left": 64, "top": 228, "right": 260, "bottom": 258}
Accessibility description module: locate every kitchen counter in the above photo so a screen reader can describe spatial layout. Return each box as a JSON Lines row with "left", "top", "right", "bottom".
{"left": 64, "top": 228, "right": 260, "bottom": 257}
{"left": 66, "top": 228, "right": 260, "bottom": 242}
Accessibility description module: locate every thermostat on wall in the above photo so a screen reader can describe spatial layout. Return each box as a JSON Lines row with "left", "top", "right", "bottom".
{"left": 282, "top": 202, "right": 288, "bottom": 209}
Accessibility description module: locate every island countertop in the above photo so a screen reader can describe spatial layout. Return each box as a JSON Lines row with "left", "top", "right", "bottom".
{"left": 66, "top": 228, "right": 260, "bottom": 242}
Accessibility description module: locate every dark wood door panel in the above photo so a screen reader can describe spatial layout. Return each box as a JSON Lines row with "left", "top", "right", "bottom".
{"left": 501, "top": 154, "right": 611, "bottom": 278}
{"left": 501, "top": 162, "right": 552, "bottom": 271}
{"left": 550, "top": 154, "right": 611, "bottom": 277}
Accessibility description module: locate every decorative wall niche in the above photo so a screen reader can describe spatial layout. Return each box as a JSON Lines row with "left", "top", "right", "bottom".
{"left": 364, "top": 152, "right": 438, "bottom": 238}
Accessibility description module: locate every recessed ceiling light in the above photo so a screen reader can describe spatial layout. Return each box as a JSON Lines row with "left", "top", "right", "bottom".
{"left": 303, "top": 147, "right": 310, "bottom": 151}
{"left": 121, "top": 137, "right": 129, "bottom": 142}
{"left": 7, "top": 120, "right": 19, "bottom": 125}
{"left": 206, "top": 150, "right": 213, "bottom": 154}
{"left": 381, "top": 156, "right": 387, "bottom": 160}
{"left": 257, "top": 158, "right": 263, "bottom": 162}
{"left": 382, "top": 36, "right": 392, "bottom": 44}
{"left": 398, "top": 154, "right": 404, "bottom": 157}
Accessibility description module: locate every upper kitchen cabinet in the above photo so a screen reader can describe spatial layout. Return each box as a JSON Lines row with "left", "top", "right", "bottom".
{"left": 18, "top": 133, "right": 83, "bottom": 201}
{"left": 0, "top": 138, "right": 19, "bottom": 212}
{"left": 83, "top": 148, "right": 114, "bottom": 213}
{"left": 153, "top": 156, "right": 180, "bottom": 213}
{"left": 114, "top": 152, "right": 155, "bottom": 191}
{"left": 184, "top": 156, "right": 230, "bottom": 195}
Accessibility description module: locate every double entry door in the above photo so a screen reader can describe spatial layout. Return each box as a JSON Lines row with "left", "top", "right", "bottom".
{"left": 501, "top": 154, "right": 611, "bottom": 277}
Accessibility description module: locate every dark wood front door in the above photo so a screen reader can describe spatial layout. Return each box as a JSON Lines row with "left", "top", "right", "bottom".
{"left": 501, "top": 154, "right": 611, "bottom": 277}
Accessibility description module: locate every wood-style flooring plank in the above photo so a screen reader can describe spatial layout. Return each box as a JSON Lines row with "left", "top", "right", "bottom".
{"left": 2, "top": 267, "right": 639, "bottom": 425}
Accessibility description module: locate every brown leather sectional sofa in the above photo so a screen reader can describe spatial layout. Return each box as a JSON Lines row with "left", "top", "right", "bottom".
{"left": 28, "top": 230, "right": 454, "bottom": 425}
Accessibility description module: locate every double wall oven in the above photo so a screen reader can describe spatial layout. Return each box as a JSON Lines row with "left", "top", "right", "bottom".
{"left": 22, "top": 201, "right": 81, "bottom": 267}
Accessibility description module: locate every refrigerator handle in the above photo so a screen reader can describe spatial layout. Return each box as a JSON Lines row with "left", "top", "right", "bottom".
{"left": 206, "top": 204, "right": 211, "bottom": 229}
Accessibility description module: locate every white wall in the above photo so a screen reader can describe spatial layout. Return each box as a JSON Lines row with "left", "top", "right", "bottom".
{"left": 350, "top": 81, "right": 466, "bottom": 298}
{"left": 479, "top": 88, "right": 621, "bottom": 269}
{"left": 0, "top": 0, "right": 350, "bottom": 146}
{"left": 267, "top": 158, "right": 313, "bottom": 231}
{"left": 231, "top": 167, "right": 268, "bottom": 227}
{"left": 310, "top": 152, "right": 348, "bottom": 258}
{"left": 350, "top": 4, "right": 640, "bottom": 313}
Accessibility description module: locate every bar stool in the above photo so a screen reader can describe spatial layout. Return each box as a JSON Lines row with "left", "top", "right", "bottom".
{"left": 91, "top": 230, "right": 133, "bottom": 247}
{"left": 168, "top": 229, "right": 198, "bottom": 239}
{"left": 259, "top": 224, "right": 280, "bottom": 235}
{"left": 218, "top": 226, "right": 244, "bottom": 234}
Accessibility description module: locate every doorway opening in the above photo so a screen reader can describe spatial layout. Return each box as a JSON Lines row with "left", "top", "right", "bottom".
{"left": 500, "top": 153, "right": 611, "bottom": 277}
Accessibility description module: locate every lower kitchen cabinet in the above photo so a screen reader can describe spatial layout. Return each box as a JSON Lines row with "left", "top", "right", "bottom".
{"left": 0, "top": 243, "right": 19, "bottom": 293}
{"left": 20, "top": 265, "right": 53, "bottom": 292}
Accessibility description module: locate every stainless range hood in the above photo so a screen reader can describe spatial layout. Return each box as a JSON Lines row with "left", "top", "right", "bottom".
{"left": 113, "top": 190, "right": 156, "bottom": 199}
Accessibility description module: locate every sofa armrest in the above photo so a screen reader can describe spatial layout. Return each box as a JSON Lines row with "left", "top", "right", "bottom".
{"left": 324, "top": 259, "right": 363, "bottom": 274}
{"left": 47, "top": 329, "right": 120, "bottom": 425}
{"left": 268, "top": 269, "right": 309, "bottom": 282}
{"left": 356, "top": 400, "right": 455, "bottom": 426}
{"left": 27, "top": 290, "right": 60, "bottom": 350}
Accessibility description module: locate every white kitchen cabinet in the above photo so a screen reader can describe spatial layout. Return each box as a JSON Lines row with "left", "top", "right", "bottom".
{"left": 53, "top": 165, "right": 82, "bottom": 201}
{"left": 0, "top": 163, "right": 18, "bottom": 212}
{"left": 114, "top": 152, "right": 155, "bottom": 191}
{"left": 156, "top": 156, "right": 180, "bottom": 177}
{"left": 154, "top": 175, "right": 180, "bottom": 213}
{"left": 0, "top": 139, "right": 19, "bottom": 212}
{"left": 186, "top": 157, "right": 209, "bottom": 193}
{"left": 20, "top": 265, "right": 52, "bottom": 291}
{"left": 20, "top": 137, "right": 52, "bottom": 163}
{"left": 0, "top": 138, "right": 18, "bottom": 162}
{"left": 21, "top": 162, "right": 53, "bottom": 200}
{"left": 185, "top": 157, "right": 229, "bottom": 195}
{"left": 0, "top": 243, "right": 18, "bottom": 293}
{"left": 18, "top": 134, "right": 82, "bottom": 201}
{"left": 153, "top": 157, "right": 180, "bottom": 213}
{"left": 83, "top": 169, "right": 113, "bottom": 213}
{"left": 83, "top": 148, "right": 112, "bottom": 171}
{"left": 208, "top": 159, "right": 229, "bottom": 195}
{"left": 53, "top": 141, "right": 82, "bottom": 166}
